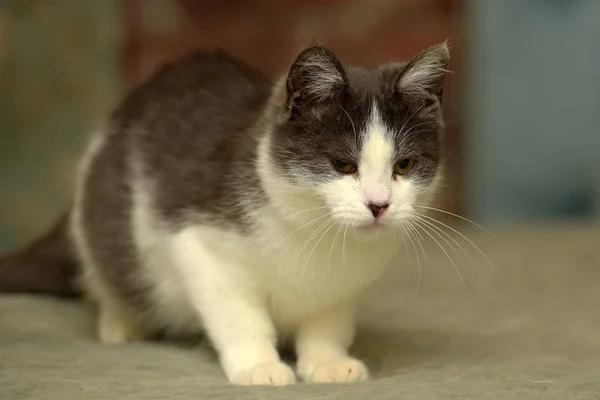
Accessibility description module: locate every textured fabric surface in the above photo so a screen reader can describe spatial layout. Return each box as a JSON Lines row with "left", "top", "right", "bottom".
{"left": 1, "top": 225, "right": 599, "bottom": 399}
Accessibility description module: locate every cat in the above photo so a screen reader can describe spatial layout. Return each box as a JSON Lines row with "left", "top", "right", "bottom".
{"left": 0, "top": 41, "right": 449, "bottom": 385}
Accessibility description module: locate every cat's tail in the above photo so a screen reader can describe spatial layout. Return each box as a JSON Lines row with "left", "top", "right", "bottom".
{"left": 0, "top": 212, "right": 80, "bottom": 297}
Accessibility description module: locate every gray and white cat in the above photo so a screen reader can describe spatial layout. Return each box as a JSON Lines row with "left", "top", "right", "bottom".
{"left": 0, "top": 42, "right": 449, "bottom": 385}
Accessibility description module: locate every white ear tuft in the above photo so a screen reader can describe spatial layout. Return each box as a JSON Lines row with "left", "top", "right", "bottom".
{"left": 295, "top": 54, "right": 345, "bottom": 101}
{"left": 286, "top": 45, "right": 347, "bottom": 111}
{"left": 397, "top": 41, "right": 450, "bottom": 98}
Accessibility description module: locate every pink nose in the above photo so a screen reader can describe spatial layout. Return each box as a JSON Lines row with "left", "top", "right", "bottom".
{"left": 367, "top": 202, "right": 389, "bottom": 218}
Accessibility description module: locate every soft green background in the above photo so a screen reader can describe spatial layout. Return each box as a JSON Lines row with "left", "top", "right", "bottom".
{"left": 0, "top": 0, "right": 120, "bottom": 252}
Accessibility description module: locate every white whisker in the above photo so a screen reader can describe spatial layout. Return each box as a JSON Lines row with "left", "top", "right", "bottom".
{"left": 414, "top": 216, "right": 467, "bottom": 272}
{"left": 263, "top": 205, "right": 330, "bottom": 230}
{"left": 412, "top": 219, "right": 470, "bottom": 297}
{"left": 301, "top": 219, "right": 337, "bottom": 278}
{"left": 404, "top": 219, "right": 430, "bottom": 266}
{"left": 328, "top": 222, "right": 344, "bottom": 274}
{"left": 342, "top": 224, "right": 349, "bottom": 269}
{"left": 398, "top": 222, "right": 422, "bottom": 292}
{"left": 417, "top": 213, "right": 501, "bottom": 278}
{"left": 414, "top": 214, "right": 477, "bottom": 272}
{"left": 296, "top": 217, "right": 334, "bottom": 262}
{"left": 397, "top": 224, "right": 411, "bottom": 268}
{"left": 414, "top": 205, "right": 497, "bottom": 238}
{"left": 265, "top": 211, "right": 333, "bottom": 257}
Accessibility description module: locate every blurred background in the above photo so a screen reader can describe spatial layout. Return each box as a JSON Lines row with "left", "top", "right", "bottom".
{"left": 0, "top": 0, "right": 598, "bottom": 252}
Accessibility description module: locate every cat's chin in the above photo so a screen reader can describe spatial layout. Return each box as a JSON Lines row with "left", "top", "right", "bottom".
{"left": 357, "top": 222, "right": 382, "bottom": 233}
{"left": 354, "top": 221, "right": 389, "bottom": 240}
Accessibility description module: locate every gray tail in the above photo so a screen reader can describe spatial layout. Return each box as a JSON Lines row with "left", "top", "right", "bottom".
{"left": 0, "top": 213, "right": 80, "bottom": 297}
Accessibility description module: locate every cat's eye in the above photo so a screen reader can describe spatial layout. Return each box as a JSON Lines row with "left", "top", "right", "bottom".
{"left": 332, "top": 159, "right": 357, "bottom": 174}
{"left": 393, "top": 158, "right": 416, "bottom": 175}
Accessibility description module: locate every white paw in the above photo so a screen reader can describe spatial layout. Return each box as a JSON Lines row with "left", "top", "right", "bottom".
{"left": 231, "top": 362, "right": 296, "bottom": 386}
{"left": 99, "top": 325, "right": 131, "bottom": 344}
{"left": 98, "top": 315, "right": 140, "bottom": 344}
{"left": 301, "top": 358, "right": 369, "bottom": 384}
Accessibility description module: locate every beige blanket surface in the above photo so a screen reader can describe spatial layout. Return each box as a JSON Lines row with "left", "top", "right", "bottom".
{"left": 1, "top": 225, "right": 599, "bottom": 399}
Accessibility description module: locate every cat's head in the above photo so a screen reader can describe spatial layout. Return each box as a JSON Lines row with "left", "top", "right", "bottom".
{"left": 262, "top": 42, "right": 449, "bottom": 235}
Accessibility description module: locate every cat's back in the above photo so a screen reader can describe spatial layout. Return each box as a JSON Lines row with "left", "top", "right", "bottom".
{"left": 114, "top": 50, "right": 272, "bottom": 126}
{"left": 114, "top": 50, "right": 274, "bottom": 222}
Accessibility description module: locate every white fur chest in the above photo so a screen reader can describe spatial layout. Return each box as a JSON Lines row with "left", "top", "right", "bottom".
{"left": 168, "top": 219, "right": 397, "bottom": 335}
{"left": 132, "top": 177, "right": 401, "bottom": 338}
{"left": 250, "top": 216, "right": 398, "bottom": 331}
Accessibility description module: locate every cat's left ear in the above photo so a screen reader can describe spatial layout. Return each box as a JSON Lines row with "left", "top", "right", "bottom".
{"left": 286, "top": 44, "right": 348, "bottom": 118}
{"left": 395, "top": 41, "right": 450, "bottom": 104}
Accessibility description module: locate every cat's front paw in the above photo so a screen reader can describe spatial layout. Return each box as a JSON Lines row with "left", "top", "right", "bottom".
{"left": 231, "top": 361, "right": 296, "bottom": 386}
{"left": 299, "top": 357, "right": 369, "bottom": 384}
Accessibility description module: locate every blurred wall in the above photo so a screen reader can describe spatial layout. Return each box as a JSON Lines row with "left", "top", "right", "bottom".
{"left": 0, "top": 1, "right": 120, "bottom": 251}
{"left": 466, "top": 0, "right": 600, "bottom": 223}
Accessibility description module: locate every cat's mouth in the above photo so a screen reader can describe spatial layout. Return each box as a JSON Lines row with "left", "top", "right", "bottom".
{"left": 357, "top": 220, "right": 383, "bottom": 233}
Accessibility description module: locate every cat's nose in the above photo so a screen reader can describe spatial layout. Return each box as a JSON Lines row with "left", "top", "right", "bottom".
{"left": 367, "top": 202, "right": 389, "bottom": 218}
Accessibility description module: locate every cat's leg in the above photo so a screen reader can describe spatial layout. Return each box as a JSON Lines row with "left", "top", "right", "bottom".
{"left": 79, "top": 262, "right": 143, "bottom": 344}
{"left": 171, "top": 228, "right": 296, "bottom": 386}
{"left": 296, "top": 302, "right": 368, "bottom": 383}
{"left": 97, "top": 297, "right": 142, "bottom": 344}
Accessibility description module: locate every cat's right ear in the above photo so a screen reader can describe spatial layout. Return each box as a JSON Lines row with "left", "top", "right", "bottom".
{"left": 286, "top": 44, "right": 347, "bottom": 119}
{"left": 395, "top": 41, "right": 450, "bottom": 103}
